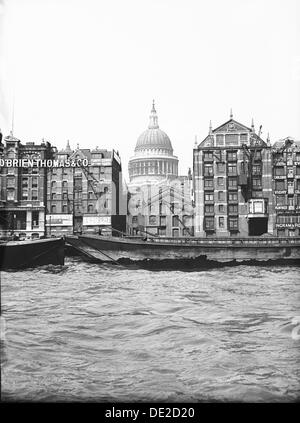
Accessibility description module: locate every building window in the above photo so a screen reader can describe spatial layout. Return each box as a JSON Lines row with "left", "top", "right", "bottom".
{"left": 277, "top": 228, "right": 286, "bottom": 237}
{"left": 276, "top": 195, "right": 286, "bottom": 206}
{"left": 240, "top": 134, "right": 248, "bottom": 142}
{"left": 22, "top": 190, "right": 28, "bottom": 200}
{"left": 51, "top": 193, "right": 56, "bottom": 200}
{"left": 7, "top": 190, "right": 15, "bottom": 201}
{"left": 62, "top": 205, "right": 68, "bottom": 213}
{"left": 225, "top": 134, "right": 239, "bottom": 146}
{"left": 228, "top": 192, "right": 238, "bottom": 201}
{"left": 172, "top": 215, "right": 180, "bottom": 227}
{"left": 132, "top": 216, "right": 138, "bottom": 224}
{"left": 31, "top": 190, "right": 38, "bottom": 200}
{"left": 51, "top": 205, "right": 56, "bottom": 213}
{"left": 63, "top": 193, "right": 68, "bottom": 200}
{"left": 228, "top": 164, "right": 237, "bottom": 175}
{"left": 172, "top": 228, "right": 179, "bottom": 237}
{"left": 275, "top": 180, "right": 285, "bottom": 191}
{"left": 62, "top": 181, "right": 68, "bottom": 189}
{"left": 22, "top": 178, "right": 28, "bottom": 188}
{"left": 254, "top": 150, "right": 262, "bottom": 160}
{"left": 229, "top": 204, "right": 238, "bottom": 214}
{"left": 228, "top": 217, "right": 238, "bottom": 230}
{"left": 204, "top": 164, "right": 213, "bottom": 176}
{"left": 228, "top": 178, "right": 237, "bottom": 188}
{"left": 204, "top": 151, "right": 213, "bottom": 160}
{"left": 275, "top": 167, "right": 285, "bottom": 176}
{"left": 7, "top": 177, "right": 15, "bottom": 188}
{"left": 252, "top": 177, "right": 262, "bottom": 188}
{"left": 219, "top": 216, "right": 224, "bottom": 228}
{"left": 252, "top": 165, "right": 261, "bottom": 175}
{"left": 51, "top": 181, "right": 56, "bottom": 188}
{"left": 32, "top": 177, "right": 38, "bottom": 188}
{"left": 159, "top": 202, "right": 166, "bottom": 214}
{"left": 204, "top": 216, "right": 215, "bottom": 230}
{"left": 218, "top": 191, "right": 225, "bottom": 201}
{"left": 88, "top": 204, "right": 93, "bottom": 213}
{"left": 216, "top": 135, "right": 224, "bottom": 146}
{"left": 32, "top": 211, "right": 39, "bottom": 228}
{"left": 204, "top": 178, "right": 214, "bottom": 187}
{"left": 205, "top": 204, "right": 214, "bottom": 214}
{"left": 217, "top": 162, "right": 225, "bottom": 173}
{"left": 158, "top": 227, "right": 166, "bottom": 236}
{"left": 88, "top": 192, "right": 93, "bottom": 199}
{"left": 160, "top": 216, "right": 166, "bottom": 226}
{"left": 227, "top": 151, "right": 237, "bottom": 161}
{"left": 217, "top": 177, "right": 224, "bottom": 186}
{"left": 149, "top": 215, "right": 157, "bottom": 225}
{"left": 205, "top": 193, "right": 214, "bottom": 202}
{"left": 218, "top": 204, "right": 225, "bottom": 213}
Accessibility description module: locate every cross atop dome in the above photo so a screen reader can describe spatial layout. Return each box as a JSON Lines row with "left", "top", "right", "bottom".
{"left": 148, "top": 100, "right": 159, "bottom": 129}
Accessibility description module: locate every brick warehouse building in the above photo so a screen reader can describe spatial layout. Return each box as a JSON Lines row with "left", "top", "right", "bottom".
{"left": 0, "top": 132, "right": 55, "bottom": 239}
{"left": 193, "top": 114, "right": 274, "bottom": 237}
{"left": 272, "top": 137, "right": 300, "bottom": 237}
{"left": 46, "top": 142, "right": 125, "bottom": 236}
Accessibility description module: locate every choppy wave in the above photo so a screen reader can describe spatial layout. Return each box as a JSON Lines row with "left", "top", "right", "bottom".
{"left": 1, "top": 258, "right": 300, "bottom": 402}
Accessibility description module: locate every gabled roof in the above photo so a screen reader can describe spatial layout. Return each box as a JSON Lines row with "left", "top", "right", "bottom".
{"left": 213, "top": 118, "right": 252, "bottom": 133}
{"left": 197, "top": 116, "right": 267, "bottom": 148}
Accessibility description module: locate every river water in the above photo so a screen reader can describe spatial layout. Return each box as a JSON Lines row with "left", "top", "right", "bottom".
{"left": 1, "top": 258, "right": 299, "bottom": 402}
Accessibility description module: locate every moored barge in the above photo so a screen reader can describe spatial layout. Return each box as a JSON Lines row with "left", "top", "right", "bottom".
{"left": 66, "top": 234, "right": 300, "bottom": 264}
{"left": 0, "top": 237, "right": 65, "bottom": 270}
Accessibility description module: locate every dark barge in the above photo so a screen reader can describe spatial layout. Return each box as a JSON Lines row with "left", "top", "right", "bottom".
{"left": 0, "top": 237, "right": 65, "bottom": 270}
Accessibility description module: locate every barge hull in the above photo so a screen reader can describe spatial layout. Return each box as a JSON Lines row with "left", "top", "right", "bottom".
{"left": 0, "top": 237, "right": 65, "bottom": 270}
{"left": 66, "top": 235, "right": 300, "bottom": 263}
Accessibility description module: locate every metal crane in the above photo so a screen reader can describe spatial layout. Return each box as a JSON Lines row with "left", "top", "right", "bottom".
{"left": 239, "top": 125, "right": 263, "bottom": 201}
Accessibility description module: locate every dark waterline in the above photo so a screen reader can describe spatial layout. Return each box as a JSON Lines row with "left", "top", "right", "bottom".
{"left": 1, "top": 258, "right": 300, "bottom": 402}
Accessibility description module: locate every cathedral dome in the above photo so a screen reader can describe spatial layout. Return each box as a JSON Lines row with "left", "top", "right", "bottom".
{"left": 129, "top": 101, "right": 178, "bottom": 183}
{"left": 134, "top": 102, "right": 173, "bottom": 154}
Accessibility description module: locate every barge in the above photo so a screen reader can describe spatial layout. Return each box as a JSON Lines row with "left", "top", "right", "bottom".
{"left": 66, "top": 234, "right": 300, "bottom": 264}
{"left": 0, "top": 237, "right": 65, "bottom": 270}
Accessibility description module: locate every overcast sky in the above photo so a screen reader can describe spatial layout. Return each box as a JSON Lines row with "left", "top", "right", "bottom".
{"left": 0, "top": 0, "right": 299, "bottom": 179}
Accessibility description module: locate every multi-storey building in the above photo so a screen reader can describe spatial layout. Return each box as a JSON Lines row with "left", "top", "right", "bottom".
{"left": 193, "top": 114, "right": 274, "bottom": 237}
{"left": 127, "top": 102, "right": 194, "bottom": 237}
{"left": 272, "top": 137, "right": 300, "bottom": 237}
{"left": 46, "top": 142, "right": 125, "bottom": 236}
{"left": 0, "top": 131, "right": 4, "bottom": 208}
{"left": 0, "top": 133, "right": 55, "bottom": 239}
